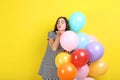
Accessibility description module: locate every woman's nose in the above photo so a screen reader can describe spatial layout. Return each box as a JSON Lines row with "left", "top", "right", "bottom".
{"left": 58, "top": 23, "right": 62, "bottom": 26}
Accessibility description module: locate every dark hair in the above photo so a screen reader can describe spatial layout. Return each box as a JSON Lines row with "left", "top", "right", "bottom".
{"left": 53, "top": 16, "right": 70, "bottom": 32}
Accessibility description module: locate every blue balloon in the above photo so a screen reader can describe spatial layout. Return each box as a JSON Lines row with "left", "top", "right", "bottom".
{"left": 69, "top": 12, "right": 86, "bottom": 32}
{"left": 76, "top": 32, "right": 90, "bottom": 49}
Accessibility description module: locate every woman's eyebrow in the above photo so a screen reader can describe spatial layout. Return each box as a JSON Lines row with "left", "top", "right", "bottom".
{"left": 61, "top": 20, "right": 65, "bottom": 22}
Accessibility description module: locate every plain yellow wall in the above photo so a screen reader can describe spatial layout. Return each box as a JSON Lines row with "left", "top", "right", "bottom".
{"left": 0, "top": 0, "right": 120, "bottom": 80}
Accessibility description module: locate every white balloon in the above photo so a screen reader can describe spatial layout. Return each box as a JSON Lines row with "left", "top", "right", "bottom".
{"left": 84, "top": 77, "right": 95, "bottom": 80}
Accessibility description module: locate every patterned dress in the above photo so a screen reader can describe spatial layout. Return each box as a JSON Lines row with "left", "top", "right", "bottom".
{"left": 38, "top": 31, "right": 64, "bottom": 80}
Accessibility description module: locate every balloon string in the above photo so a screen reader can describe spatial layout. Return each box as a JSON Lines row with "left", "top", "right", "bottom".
{"left": 68, "top": 51, "right": 71, "bottom": 54}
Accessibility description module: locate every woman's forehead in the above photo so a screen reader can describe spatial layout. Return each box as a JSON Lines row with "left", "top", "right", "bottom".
{"left": 58, "top": 18, "right": 65, "bottom": 22}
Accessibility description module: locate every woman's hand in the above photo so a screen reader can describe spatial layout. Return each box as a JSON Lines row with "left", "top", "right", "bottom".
{"left": 56, "top": 30, "right": 65, "bottom": 36}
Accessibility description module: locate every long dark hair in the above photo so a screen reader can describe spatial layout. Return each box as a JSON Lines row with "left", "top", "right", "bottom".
{"left": 53, "top": 16, "right": 70, "bottom": 32}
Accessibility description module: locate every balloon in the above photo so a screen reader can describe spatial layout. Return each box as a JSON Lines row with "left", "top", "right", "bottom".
{"left": 74, "top": 78, "right": 78, "bottom": 80}
{"left": 60, "top": 31, "right": 79, "bottom": 51}
{"left": 89, "top": 60, "right": 108, "bottom": 77}
{"left": 89, "top": 35, "right": 98, "bottom": 42}
{"left": 76, "top": 32, "right": 90, "bottom": 49}
{"left": 58, "top": 62, "right": 77, "bottom": 80}
{"left": 55, "top": 52, "right": 71, "bottom": 68}
{"left": 84, "top": 77, "right": 95, "bottom": 80}
{"left": 76, "top": 64, "right": 89, "bottom": 80}
{"left": 69, "top": 12, "right": 86, "bottom": 32}
{"left": 86, "top": 41, "right": 104, "bottom": 62}
{"left": 71, "top": 49, "right": 89, "bottom": 68}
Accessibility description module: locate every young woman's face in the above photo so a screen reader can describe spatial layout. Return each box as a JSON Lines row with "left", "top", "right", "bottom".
{"left": 57, "top": 18, "right": 66, "bottom": 31}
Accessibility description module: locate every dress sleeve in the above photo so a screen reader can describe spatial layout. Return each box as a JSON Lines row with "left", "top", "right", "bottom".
{"left": 47, "top": 31, "right": 56, "bottom": 40}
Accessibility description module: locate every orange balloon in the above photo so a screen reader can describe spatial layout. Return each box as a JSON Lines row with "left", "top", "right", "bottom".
{"left": 55, "top": 52, "right": 71, "bottom": 68}
{"left": 58, "top": 62, "right": 77, "bottom": 80}
{"left": 89, "top": 60, "right": 108, "bottom": 77}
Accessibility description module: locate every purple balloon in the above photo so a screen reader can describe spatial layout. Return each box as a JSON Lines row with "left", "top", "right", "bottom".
{"left": 86, "top": 41, "right": 104, "bottom": 62}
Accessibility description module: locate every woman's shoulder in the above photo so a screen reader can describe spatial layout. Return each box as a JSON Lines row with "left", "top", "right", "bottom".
{"left": 48, "top": 31, "right": 56, "bottom": 35}
{"left": 47, "top": 31, "right": 56, "bottom": 39}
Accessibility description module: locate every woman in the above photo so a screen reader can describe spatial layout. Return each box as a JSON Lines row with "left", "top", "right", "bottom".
{"left": 39, "top": 16, "right": 70, "bottom": 80}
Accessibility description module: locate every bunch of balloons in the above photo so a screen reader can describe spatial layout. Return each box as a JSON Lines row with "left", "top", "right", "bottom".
{"left": 55, "top": 12, "right": 108, "bottom": 80}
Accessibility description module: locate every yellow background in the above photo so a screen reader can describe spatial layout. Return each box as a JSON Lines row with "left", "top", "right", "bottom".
{"left": 0, "top": 0, "right": 120, "bottom": 80}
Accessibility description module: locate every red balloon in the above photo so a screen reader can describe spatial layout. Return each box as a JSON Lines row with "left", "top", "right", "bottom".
{"left": 71, "top": 49, "right": 89, "bottom": 69}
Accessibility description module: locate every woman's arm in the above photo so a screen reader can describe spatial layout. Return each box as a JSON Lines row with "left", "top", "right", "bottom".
{"left": 48, "top": 31, "right": 62, "bottom": 51}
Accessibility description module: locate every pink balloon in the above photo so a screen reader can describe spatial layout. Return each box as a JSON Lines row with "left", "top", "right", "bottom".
{"left": 89, "top": 35, "right": 98, "bottom": 42}
{"left": 84, "top": 77, "right": 95, "bottom": 80}
{"left": 76, "top": 64, "right": 89, "bottom": 80}
{"left": 60, "top": 31, "right": 79, "bottom": 51}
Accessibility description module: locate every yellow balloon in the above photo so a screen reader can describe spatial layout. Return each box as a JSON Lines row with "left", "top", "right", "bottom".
{"left": 55, "top": 52, "right": 71, "bottom": 68}
{"left": 89, "top": 60, "right": 108, "bottom": 77}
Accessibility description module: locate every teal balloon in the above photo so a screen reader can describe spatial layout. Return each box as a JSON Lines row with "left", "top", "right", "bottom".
{"left": 76, "top": 32, "right": 90, "bottom": 49}
{"left": 69, "top": 12, "right": 86, "bottom": 32}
